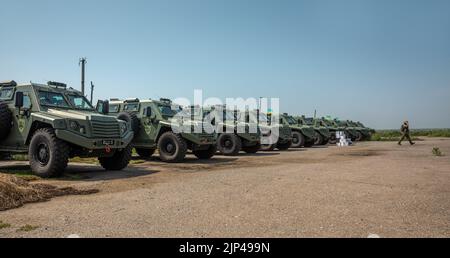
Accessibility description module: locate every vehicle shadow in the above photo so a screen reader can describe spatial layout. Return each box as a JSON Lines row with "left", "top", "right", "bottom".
{"left": 132, "top": 156, "right": 239, "bottom": 165}
{"left": 62, "top": 164, "right": 160, "bottom": 181}
{"left": 237, "top": 152, "right": 281, "bottom": 157}
{"left": 0, "top": 161, "right": 159, "bottom": 182}
{"left": 0, "top": 163, "right": 31, "bottom": 174}
{"left": 286, "top": 148, "right": 309, "bottom": 152}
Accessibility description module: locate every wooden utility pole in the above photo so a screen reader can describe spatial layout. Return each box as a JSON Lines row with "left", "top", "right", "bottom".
{"left": 79, "top": 58, "right": 87, "bottom": 95}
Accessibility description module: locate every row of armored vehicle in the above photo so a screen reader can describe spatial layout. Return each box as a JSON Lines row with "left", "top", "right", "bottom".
{"left": 0, "top": 80, "right": 374, "bottom": 177}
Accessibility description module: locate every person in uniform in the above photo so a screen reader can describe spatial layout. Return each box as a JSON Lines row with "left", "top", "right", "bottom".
{"left": 398, "top": 121, "right": 415, "bottom": 146}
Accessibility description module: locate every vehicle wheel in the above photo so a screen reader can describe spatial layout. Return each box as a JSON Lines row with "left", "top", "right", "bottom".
{"left": 135, "top": 148, "right": 155, "bottom": 159}
{"left": 314, "top": 132, "right": 324, "bottom": 145}
{"left": 29, "top": 128, "right": 70, "bottom": 178}
{"left": 157, "top": 132, "right": 187, "bottom": 163}
{"left": 355, "top": 131, "right": 363, "bottom": 141}
{"left": 117, "top": 112, "right": 140, "bottom": 135}
{"left": 329, "top": 134, "right": 337, "bottom": 144}
{"left": 217, "top": 133, "right": 242, "bottom": 156}
{"left": 193, "top": 145, "right": 217, "bottom": 160}
{"left": 260, "top": 144, "right": 276, "bottom": 151}
{"left": 276, "top": 140, "right": 292, "bottom": 151}
{"left": 0, "top": 102, "right": 12, "bottom": 140}
{"left": 321, "top": 138, "right": 329, "bottom": 146}
{"left": 291, "top": 131, "right": 305, "bottom": 148}
{"left": 304, "top": 140, "right": 315, "bottom": 148}
{"left": 242, "top": 143, "right": 261, "bottom": 154}
{"left": 99, "top": 144, "right": 132, "bottom": 171}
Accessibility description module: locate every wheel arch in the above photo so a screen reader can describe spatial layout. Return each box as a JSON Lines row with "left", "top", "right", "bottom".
{"left": 26, "top": 121, "right": 53, "bottom": 145}
{"left": 156, "top": 125, "right": 173, "bottom": 142}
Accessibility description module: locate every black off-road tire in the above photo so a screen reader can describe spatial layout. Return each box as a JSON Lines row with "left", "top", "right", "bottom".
{"left": 135, "top": 148, "right": 155, "bottom": 159}
{"left": 355, "top": 131, "right": 363, "bottom": 141}
{"left": 157, "top": 132, "right": 187, "bottom": 163}
{"left": 314, "top": 132, "right": 324, "bottom": 145}
{"left": 0, "top": 102, "right": 12, "bottom": 140}
{"left": 329, "top": 133, "right": 337, "bottom": 144}
{"left": 321, "top": 137, "right": 330, "bottom": 146}
{"left": 291, "top": 131, "right": 305, "bottom": 148}
{"left": 193, "top": 145, "right": 217, "bottom": 160}
{"left": 276, "top": 140, "right": 292, "bottom": 151}
{"left": 217, "top": 133, "right": 242, "bottom": 156}
{"left": 29, "top": 128, "right": 70, "bottom": 178}
{"left": 242, "top": 143, "right": 261, "bottom": 154}
{"left": 304, "top": 140, "right": 315, "bottom": 148}
{"left": 99, "top": 144, "right": 133, "bottom": 171}
{"left": 260, "top": 144, "right": 276, "bottom": 151}
{"left": 117, "top": 112, "right": 140, "bottom": 135}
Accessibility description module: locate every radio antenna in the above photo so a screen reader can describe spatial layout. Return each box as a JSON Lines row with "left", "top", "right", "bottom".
{"left": 79, "top": 57, "right": 87, "bottom": 96}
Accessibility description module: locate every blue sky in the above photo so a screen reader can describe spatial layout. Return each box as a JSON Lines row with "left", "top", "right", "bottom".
{"left": 1, "top": 0, "right": 449, "bottom": 129}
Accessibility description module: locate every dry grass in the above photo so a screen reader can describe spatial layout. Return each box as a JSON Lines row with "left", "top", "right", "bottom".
{"left": 432, "top": 147, "right": 444, "bottom": 157}
{"left": 17, "top": 225, "right": 40, "bottom": 232}
{"left": 0, "top": 174, "right": 99, "bottom": 211}
{"left": 0, "top": 221, "right": 11, "bottom": 230}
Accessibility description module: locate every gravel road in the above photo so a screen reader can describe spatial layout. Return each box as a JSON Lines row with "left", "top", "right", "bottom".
{"left": 1, "top": 138, "right": 449, "bottom": 238}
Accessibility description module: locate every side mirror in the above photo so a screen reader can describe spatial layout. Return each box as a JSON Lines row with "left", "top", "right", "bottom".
{"left": 101, "top": 100, "right": 109, "bottom": 114}
{"left": 15, "top": 92, "right": 24, "bottom": 108}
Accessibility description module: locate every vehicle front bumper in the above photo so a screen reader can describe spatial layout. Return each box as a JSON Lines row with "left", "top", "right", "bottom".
{"left": 55, "top": 130, "right": 134, "bottom": 150}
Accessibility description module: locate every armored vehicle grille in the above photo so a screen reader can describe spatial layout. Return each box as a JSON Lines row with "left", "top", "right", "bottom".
{"left": 91, "top": 121, "right": 120, "bottom": 138}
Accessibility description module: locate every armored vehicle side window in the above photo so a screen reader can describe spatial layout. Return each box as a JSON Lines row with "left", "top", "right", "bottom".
{"left": 158, "top": 105, "right": 180, "bottom": 117}
{"left": 259, "top": 113, "right": 268, "bottom": 122}
{"left": 305, "top": 118, "right": 314, "bottom": 126}
{"left": 0, "top": 88, "right": 14, "bottom": 100}
{"left": 286, "top": 116, "right": 297, "bottom": 125}
{"left": 110, "top": 104, "right": 120, "bottom": 113}
{"left": 67, "top": 95, "right": 94, "bottom": 110}
{"left": 224, "top": 111, "right": 236, "bottom": 122}
{"left": 124, "top": 103, "right": 139, "bottom": 112}
{"left": 39, "top": 91, "right": 70, "bottom": 108}
{"left": 23, "top": 95, "right": 32, "bottom": 109}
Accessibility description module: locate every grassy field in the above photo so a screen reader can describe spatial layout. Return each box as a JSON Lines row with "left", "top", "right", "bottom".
{"left": 371, "top": 129, "right": 450, "bottom": 141}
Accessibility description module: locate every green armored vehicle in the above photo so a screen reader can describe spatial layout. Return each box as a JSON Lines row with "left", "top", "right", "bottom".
{"left": 282, "top": 114, "right": 315, "bottom": 148}
{"left": 259, "top": 112, "right": 293, "bottom": 151}
{"left": 0, "top": 81, "right": 134, "bottom": 177}
{"left": 304, "top": 117, "right": 331, "bottom": 145}
{"left": 340, "top": 120, "right": 360, "bottom": 141}
{"left": 202, "top": 106, "right": 261, "bottom": 155}
{"left": 99, "top": 98, "right": 217, "bottom": 163}
{"left": 319, "top": 118, "right": 338, "bottom": 144}
{"left": 325, "top": 119, "right": 358, "bottom": 142}
{"left": 347, "top": 121, "right": 373, "bottom": 141}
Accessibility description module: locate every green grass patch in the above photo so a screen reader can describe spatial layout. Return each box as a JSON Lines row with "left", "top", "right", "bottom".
{"left": 432, "top": 147, "right": 444, "bottom": 157}
{"left": 130, "top": 159, "right": 146, "bottom": 165}
{"left": 70, "top": 157, "right": 100, "bottom": 165}
{"left": 0, "top": 221, "right": 11, "bottom": 230}
{"left": 371, "top": 129, "right": 450, "bottom": 141}
{"left": 17, "top": 225, "right": 40, "bottom": 232}
{"left": 12, "top": 154, "right": 28, "bottom": 161}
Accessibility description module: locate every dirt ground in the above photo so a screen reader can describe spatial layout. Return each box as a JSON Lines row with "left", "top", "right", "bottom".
{"left": 0, "top": 138, "right": 449, "bottom": 238}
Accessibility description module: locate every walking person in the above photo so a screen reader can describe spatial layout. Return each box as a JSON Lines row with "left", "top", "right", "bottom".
{"left": 398, "top": 121, "right": 415, "bottom": 146}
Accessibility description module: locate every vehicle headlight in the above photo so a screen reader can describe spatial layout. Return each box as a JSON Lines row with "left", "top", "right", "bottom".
{"left": 120, "top": 123, "right": 127, "bottom": 134}
{"left": 69, "top": 120, "right": 80, "bottom": 131}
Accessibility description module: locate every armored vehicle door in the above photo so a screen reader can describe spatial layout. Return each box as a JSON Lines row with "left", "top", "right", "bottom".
{"left": 140, "top": 104, "right": 158, "bottom": 145}
{"left": 3, "top": 88, "right": 33, "bottom": 149}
